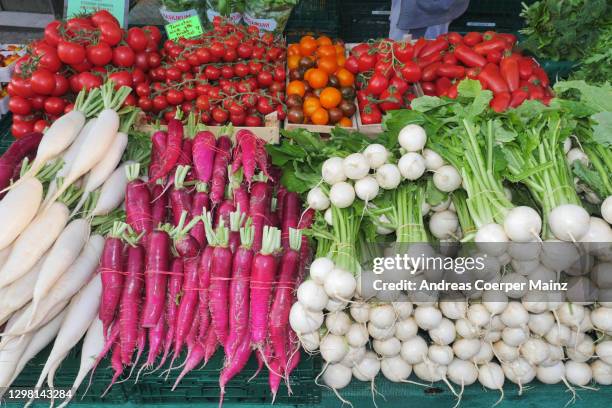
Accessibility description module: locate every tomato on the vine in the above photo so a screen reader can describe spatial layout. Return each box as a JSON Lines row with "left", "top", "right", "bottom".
{"left": 43, "top": 96, "right": 66, "bottom": 115}
{"left": 99, "top": 21, "right": 122, "bottom": 46}
{"left": 113, "top": 46, "right": 135, "bottom": 67}
{"left": 86, "top": 42, "right": 113, "bottom": 66}
{"left": 152, "top": 95, "right": 168, "bottom": 112}
{"left": 57, "top": 41, "right": 86, "bottom": 65}
{"left": 30, "top": 69, "right": 56, "bottom": 95}
{"left": 52, "top": 74, "right": 70, "bottom": 96}
{"left": 8, "top": 96, "right": 31, "bottom": 115}
{"left": 44, "top": 21, "right": 61, "bottom": 46}
{"left": 212, "top": 107, "right": 229, "bottom": 123}
{"left": 127, "top": 27, "right": 148, "bottom": 51}
{"left": 166, "top": 89, "right": 184, "bottom": 105}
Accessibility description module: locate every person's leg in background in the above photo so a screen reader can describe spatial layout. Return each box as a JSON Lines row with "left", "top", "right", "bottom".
{"left": 389, "top": 0, "right": 412, "bottom": 40}
{"left": 424, "top": 22, "right": 450, "bottom": 39}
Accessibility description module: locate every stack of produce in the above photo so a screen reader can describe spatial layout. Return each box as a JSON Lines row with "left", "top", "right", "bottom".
{"left": 285, "top": 35, "right": 356, "bottom": 127}
{"left": 5, "top": 10, "right": 162, "bottom": 137}
{"left": 0, "top": 81, "right": 139, "bottom": 403}
{"left": 345, "top": 32, "right": 552, "bottom": 119}
{"left": 269, "top": 79, "right": 612, "bottom": 404}
{"left": 146, "top": 17, "right": 286, "bottom": 126}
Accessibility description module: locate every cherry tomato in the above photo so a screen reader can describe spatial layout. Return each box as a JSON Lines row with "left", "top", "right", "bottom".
{"left": 91, "top": 9, "right": 118, "bottom": 26}
{"left": 30, "top": 69, "right": 56, "bottom": 95}
{"left": 210, "top": 42, "right": 225, "bottom": 59}
{"left": 108, "top": 71, "right": 132, "bottom": 89}
{"left": 43, "top": 96, "right": 66, "bottom": 115}
{"left": 79, "top": 72, "right": 103, "bottom": 90}
{"left": 212, "top": 107, "right": 229, "bottom": 123}
{"left": 147, "top": 52, "right": 162, "bottom": 68}
{"left": 57, "top": 41, "right": 86, "bottom": 65}
{"left": 245, "top": 115, "right": 262, "bottom": 126}
{"left": 358, "top": 54, "right": 376, "bottom": 72}
{"left": 366, "top": 74, "right": 388, "bottom": 96}
{"left": 223, "top": 48, "right": 237, "bottom": 62}
{"left": 400, "top": 62, "right": 422, "bottom": 83}
{"left": 12, "top": 121, "right": 34, "bottom": 138}
{"left": 34, "top": 45, "right": 62, "bottom": 72}
{"left": 33, "top": 119, "right": 49, "bottom": 133}
{"left": 52, "top": 74, "right": 70, "bottom": 96}
{"left": 220, "top": 65, "right": 234, "bottom": 79}
{"left": 166, "top": 89, "right": 184, "bottom": 105}
{"left": 70, "top": 59, "right": 93, "bottom": 73}
{"left": 152, "top": 95, "right": 168, "bottom": 112}
{"left": 8, "top": 96, "right": 31, "bottom": 115}
{"left": 123, "top": 93, "right": 137, "bottom": 107}
{"left": 99, "top": 21, "right": 122, "bottom": 46}
{"left": 113, "top": 46, "right": 135, "bottom": 67}
{"left": 256, "top": 97, "right": 274, "bottom": 115}
{"left": 86, "top": 42, "right": 113, "bottom": 66}
{"left": 360, "top": 103, "right": 382, "bottom": 125}
{"left": 204, "top": 65, "right": 221, "bottom": 80}
{"left": 257, "top": 71, "right": 273, "bottom": 88}
{"left": 237, "top": 43, "right": 253, "bottom": 59}
{"left": 10, "top": 77, "right": 34, "bottom": 98}
{"left": 143, "top": 25, "right": 162, "bottom": 44}
{"left": 131, "top": 67, "right": 147, "bottom": 85}
{"left": 135, "top": 82, "right": 150, "bottom": 97}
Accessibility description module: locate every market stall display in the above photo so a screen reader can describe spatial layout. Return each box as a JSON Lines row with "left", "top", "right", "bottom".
{"left": 0, "top": 7, "right": 611, "bottom": 408}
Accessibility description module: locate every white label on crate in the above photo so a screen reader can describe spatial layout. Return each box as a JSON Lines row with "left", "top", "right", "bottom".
{"left": 243, "top": 13, "right": 277, "bottom": 32}
{"left": 206, "top": 10, "right": 242, "bottom": 24}
{"left": 466, "top": 21, "right": 496, "bottom": 27}
{"left": 159, "top": 7, "right": 198, "bottom": 23}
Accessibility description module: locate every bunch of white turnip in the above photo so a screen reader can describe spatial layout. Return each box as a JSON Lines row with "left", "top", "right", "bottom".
{"left": 0, "top": 81, "right": 136, "bottom": 405}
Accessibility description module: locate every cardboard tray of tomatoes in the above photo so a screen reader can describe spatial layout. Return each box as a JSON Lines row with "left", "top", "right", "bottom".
{"left": 137, "top": 111, "right": 281, "bottom": 144}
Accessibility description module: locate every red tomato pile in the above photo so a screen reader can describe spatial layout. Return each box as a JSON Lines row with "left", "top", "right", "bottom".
{"left": 344, "top": 40, "right": 419, "bottom": 125}
{"left": 345, "top": 31, "right": 553, "bottom": 119}
{"left": 146, "top": 17, "right": 286, "bottom": 126}
{"left": 5, "top": 10, "right": 162, "bottom": 137}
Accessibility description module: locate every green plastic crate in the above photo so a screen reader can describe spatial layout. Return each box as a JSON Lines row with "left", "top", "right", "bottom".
{"left": 0, "top": 113, "right": 13, "bottom": 154}
{"left": 339, "top": 1, "right": 391, "bottom": 42}
{"left": 450, "top": 0, "right": 536, "bottom": 33}
{"left": 285, "top": 0, "right": 340, "bottom": 42}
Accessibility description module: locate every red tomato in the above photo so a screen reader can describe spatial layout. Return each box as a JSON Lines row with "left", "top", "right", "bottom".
{"left": 245, "top": 115, "right": 262, "bottom": 126}
{"left": 152, "top": 95, "right": 168, "bottom": 112}
{"left": 99, "top": 22, "right": 122, "bottom": 46}
{"left": 344, "top": 56, "right": 359, "bottom": 74}
{"left": 204, "top": 65, "right": 221, "bottom": 80}
{"left": 389, "top": 76, "right": 409, "bottom": 95}
{"left": 78, "top": 72, "right": 103, "bottom": 90}
{"left": 220, "top": 65, "right": 234, "bottom": 79}
{"left": 33, "top": 119, "right": 49, "bottom": 133}
{"left": 358, "top": 54, "right": 376, "bottom": 72}
{"left": 400, "top": 62, "right": 422, "bottom": 83}
{"left": 127, "top": 27, "right": 148, "bottom": 52}
{"left": 30, "top": 69, "right": 56, "bottom": 95}
{"left": 143, "top": 25, "right": 162, "bottom": 44}
{"left": 43, "top": 96, "right": 66, "bottom": 115}
{"left": 166, "top": 89, "right": 184, "bottom": 106}
{"left": 147, "top": 52, "right": 162, "bottom": 68}
{"left": 212, "top": 107, "right": 229, "bottom": 123}
{"left": 360, "top": 103, "right": 382, "bottom": 125}
{"left": 237, "top": 43, "right": 253, "bottom": 59}
{"left": 10, "top": 77, "right": 34, "bottom": 98}
{"left": 52, "top": 74, "right": 70, "bottom": 96}
{"left": 91, "top": 9, "right": 118, "bottom": 27}
{"left": 113, "top": 46, "right": 135, "bottom": 67}
{"left": 256, "top": 97, "right": 274, "bottom": 115}
{"left": 393, "top": 42, "right": 414, "bottom": 63}
{"left": 108, "top": 71, "right": 132, "bottom": 89}
{"left": 378, "top": 89, "right": 402, "bottom": 112}
{"left": 8, "top": 96, "right": 31, "bottom": 115}
{"left": 70, "top": 59, "right": 93, "bottom": 73}
{"left": 123, "top": 93, "right": 137, "bottom": 107}
{"left": 257, "top": 71, "right": 273, "bottom": 87}
{"left": 30, "top": 95, "right": 45, "bottom": 110}
{"left": 366, "top": 74, "right": 389, "bottom": 96}
{"left": 12, "top": 121, "right": 34, "bottom": 138}
{"left": 86, "top": 42, "right": 113, "bottom": 66}
{"left": 34, "top": 45, "right": 62, "bottom": 73}
{"left": 44, "top": 21, "right": 62, "bottom": 46}
{"left": 57, "top": 41, "right": 86, "bottom": 65}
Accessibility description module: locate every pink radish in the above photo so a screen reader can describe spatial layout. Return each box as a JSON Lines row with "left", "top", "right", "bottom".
{"left": 142, "top": 229, "right": 170, "bottom": 327}
{"left": 281, "top": 192, "right": 300, "bottom": 250}
{"left": 226, "top": 224, "right": 254, "bottom": 358}
{"left": 125, "top": 163, "right": 153, "bottom": 239}
{"left": 228, "top": 207, "right": 247, "bottom": 253}
{"left": 157, "top": 257, "right": 184, "bottom": 369}
{"left": 145, "top": 316, "right": 165, "bottom": 368}
{"left": 150, "top": 183, "right": 169, "bottom": 225}
{"left": 250, "top": 226, "right": 281, "bottom": 350}
{"left": 0, "top": 132, "right": 42, "bottom": 192}
{"left": 101, "top": 342, "right": 124, "bottom": 397}
{"left": 169, "top": 165, "right": 193, "bottom": 225}
{"left": 210, "top": 135, "right": 232, "bottom": 206}
{"left": 119, "top": 242, "right": 145, "bottom": 365}
{"left": 190, "top": 184, "right": 209, "bottom": 247}
{"left": 99, "top": 222, "right": 127, "bottom": 334}
{"left": 197, "top": 245, "right": 214, "bottom": 343}
{"left": 203, "top": 327, "right": 218, "bottom": 365}
{"left": 172, "top": 343, "right": 205, "bottom": 390}
{"left": 219, "top": 335, "right": 252, "bottom": 403}
{"left": 249, "top": 181, "right": 271, "bottom": 253}
{"left": 172, "top": 255, "right": 200, "bottom": 365}
{"left": 204, "top": 211, "right": 232, "bottom": 345}
{"left": 233, "top": 185, "right": 249, "bottom": 218}
{"left": 270, "top": 228, "right": 302, "bottom": 373}
{"left": 148, "top": 130, "right": 167, "bottom": 180}
{"left": 150, "top": 117, "right": 184, "bottom": 183}
{"left": 167, "top": 211, "right": 201, "bottom": 258}
{"left": 192, "top": 130, "right": 216, "bottom": 185}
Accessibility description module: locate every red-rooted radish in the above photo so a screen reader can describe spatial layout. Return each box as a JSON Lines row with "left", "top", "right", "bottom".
{"left": 226, "top": 224, "right": 254, "bottom": 358}
{"left": 249, "top": 181, "right": 271, "bottom": 253}
{"left": 281, "top": 193, "right": 300, "bottom": 250}
{"left": 228, "top": 207, "right": 247, "bottom": 253}
{"left": 157, "top": 257, "right": 184, "bottom": 369}
{"left": 204, "top": 211, "right": 232, "bottom": 346}
{"left": 146, "top": 316, "right": 165, "bottom": 367}
{"left": 0, "top": 132, "right": 42, "bottom": 192}
{"left": 276, "top": 187, "right": 287, "bottom": 221}
{"left": 250, "top": 226, "right": 281, "bottom": 350}
{"left": 269, "top": 354, "right": 283, "bottom": 401}
{"left": 215, "top": 199, "right": 236, "bottom": 228}
{"left": 219, "top": 335, "right": 252, "bottom": 403}
{"left": 167, "top": 211, "right": 201, "bottom": 258}
{"left": 210, "top": 136, "right": 232, "bottom": 206}
{"left": 99, "top": 222, "right": 127, "bottom": 334}
{"left": 101, "top": 342, "right": 124, "bottom": 397}
{"left": 197, "top": 245, "right": 214, "bottom": 342}
{"left": 233, "top": 185, "right": 249, "bottom": 218}
{"left": 150, "top": 117, "right": 183, "bottom": 183}
{"left": 190, "top": 184, "right": 209, "bottom": 247}
{"left": 119, "top": 242, "right": 145, "bottom": 365}
{"left": 142, "top": 229, "right": 170, "bottom": 327}
{"left": 148, "top": 130, "right": 167, "bottom": 180}
{"left": 177, "top": 138, "right": 193, "bottom": 166}
{"left": 125, "top": 163, "right": 153, "bottom": 239}
{"left": 172, "top": 343, "right": 205, "bottom": 391}
{"left": 170, "top": 165, "right": 193, "bottom": 225}
{"left": 172, "top": 255, "right": 200, "bottom": 365}
{"left": 203, "top": 327, "right": 218, "bottom": 365}
{"left": 192, "top": 130, "right": 216, "bottom": 185}
{"left": 150, "top": 183, "right": 169, "bottom": 226}
{"left": 270, "top": 229, "right": 302, "bottom": 373}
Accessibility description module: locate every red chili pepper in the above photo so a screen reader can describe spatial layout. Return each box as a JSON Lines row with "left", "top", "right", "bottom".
{"left": 442, "top": 52, "right": 458, "bottom": 65}
{"left": 420, "top": 81, "right": 436, "bottom": 96}
{"left": 473, "top": 38, "right": 508, "bottom": 55}
{"left": 412, "top": 37, "right": 428, "bottom": 57}
{"left": 436, "top": 63, "right": 466, "bottom": 79}
{"left": 454, "top": 45, "right": 487, "bottom": 68}
{"left": 533, "top": 66, "right": 550, "bottom": 88}
{"left": 483, "top": 31, "right": 497, "bottom": 41}
{"left": 422, "top": 62, "right": 442, "bottom": 82}
{"left": 518, "top": 57, "right": 535, "bottom": 79}
{"left": 509, "top": 89, "right": 528, "bottom": 108}
{"left": 500, "top": 57, "right": 520, "bottom": 92}
{"left": 497, "top": 33, "right": 517, "bottom": 47}
{"left": 478, "top": 64, "right": 509, "bottom": 93}
{"left": 466, "top": 67, "right": 481, "bottom": 79}
{"left": 463, "top": 32, "right": 483, "bottom": 47}
{"left": 419, "top": 38, "right": 449, "bottom": 58}
{"left": 447, "top": 32, "right": 463, "bottom": 45}
{"left": 487, "top": 51, "right": 502, "bottom": 64}
{"left": 435, "top": 77, "right": 452, "bottom": 96}
{"left": 447, "top": 83, "right": 459, "bottom": 99}
{"left": 490, "top": 92, "right": 511, "bottom": 112}
{"left": 417, "top": 51, "right": 443, "bottom": 68}
{"left": 528, "top": 84, "right": 545, "bottom": 100}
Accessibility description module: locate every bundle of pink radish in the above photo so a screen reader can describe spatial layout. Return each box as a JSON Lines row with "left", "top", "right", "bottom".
{"left": 76, "top": 116, "right": 313, "bottom": 404}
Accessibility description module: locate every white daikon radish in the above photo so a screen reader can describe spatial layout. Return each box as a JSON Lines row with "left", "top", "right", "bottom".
{"left": 0, "top": 177, "right": 43, "bottom": 251}
{"left": 0, "top": 201, "right": 70, "bottom": 287}
{"left": 0, "top": 253, "right": 46, "bottom": 323}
